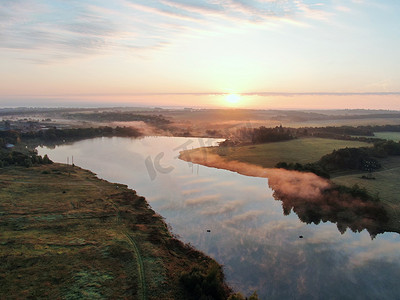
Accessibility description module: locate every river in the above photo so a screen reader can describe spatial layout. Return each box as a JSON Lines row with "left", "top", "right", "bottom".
{"left": 37, "top": 136, "right": 400, "bottom": 299}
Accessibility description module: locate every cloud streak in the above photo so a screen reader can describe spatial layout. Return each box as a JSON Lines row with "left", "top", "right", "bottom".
{"left": 223, "top": 210, "right": 264, "bottom": 227}
{"left": 0, "top": 0, "right": 172, "bottom": 62}
{"left": 0, "top": 0, "right": 338, "bottom": 63}
{"left": 201, "top": 200, "right": 244, "bottom": 215}
{"left": 185, "top": 194, "right": 221, "bottom": 206}
{"left": 16, "top": 91, "right": 399, "bottom": 98}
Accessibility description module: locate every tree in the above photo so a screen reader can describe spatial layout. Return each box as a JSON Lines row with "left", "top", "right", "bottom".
{"left": 228, "top": 293, "right": 245, "bottom": 300}
{"left": 362, "top": 159, "right": 379, "bottom": 178}
{"left": 42, "top": 154, "right": 53, "bottom": 164}
{"left": 248, "top": 292, "right": 260, "bottom": 300}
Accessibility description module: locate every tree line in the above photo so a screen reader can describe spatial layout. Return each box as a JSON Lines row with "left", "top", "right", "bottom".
{"left": 1, "top": 126, "right": 142, "bottom": 148}
{"left": 276, "top": 140, "right": 400, "bottom": 178}
{"left": 0, "top": 150, "right": 53, "bottom": 168}
{"left": 66, "top": 112, "right": 170, "bottom": 126}
{"left": 0, "top": 126, "right": 142, "bottom": 168}
{"left": 221, "top": 125, "right": 294, "bottom": 146}
{"left": 225, "top": 124, "right": 400, "bottom": 145}
{"left": 21, "top": 126, "right": 141, "bottom": 142}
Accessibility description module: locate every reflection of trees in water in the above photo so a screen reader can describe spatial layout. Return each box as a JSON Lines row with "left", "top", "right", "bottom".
{"left": 270, "top": 183, "right": 389, "bottom": 238}
{"left": 219, "top": 226, "right": 400, "bottom": 299}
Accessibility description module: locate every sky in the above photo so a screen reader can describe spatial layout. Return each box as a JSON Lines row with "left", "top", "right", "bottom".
{"left": 1, "top": 0, "right": 400, "bottom": 109}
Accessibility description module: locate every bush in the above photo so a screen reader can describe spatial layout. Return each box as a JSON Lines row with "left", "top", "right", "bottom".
{"left": 251, "top": 126, "right": 293, "bottom": 144}
{"left": 275, "top": 161, "right": 330, "bottom": 179}
{"left": 0, "top": 150, "right": 53, "bottom": 168}
{"left": 180, "top": 263, "right": 229, "bottom": 300}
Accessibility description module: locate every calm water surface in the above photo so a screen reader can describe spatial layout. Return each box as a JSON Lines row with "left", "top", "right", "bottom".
{"left": 38, "top": 137, "right": 400, "bottom": 299}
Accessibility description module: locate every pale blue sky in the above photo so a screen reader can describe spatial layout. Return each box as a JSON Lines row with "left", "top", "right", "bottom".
{"left": 1, "top": 0, "right": 400, "bottom": 108}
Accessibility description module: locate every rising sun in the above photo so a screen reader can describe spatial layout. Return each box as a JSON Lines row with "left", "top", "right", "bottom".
{"left": 225, "top": 94, "right": 241, "bottom": 104}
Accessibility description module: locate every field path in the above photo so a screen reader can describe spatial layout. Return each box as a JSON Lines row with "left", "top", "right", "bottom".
{"left": 123, "top": 230, "right": 147, "bottom": 300}
{"left": 76, "top": 175, "right": 148, "bottom": 300}
{"left": 108, "top": 199, "right": 147, "bottom": 300}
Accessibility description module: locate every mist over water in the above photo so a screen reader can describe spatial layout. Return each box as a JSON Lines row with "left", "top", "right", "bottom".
{"left": 38, "top": 136, "right": 400, "bottom": 299}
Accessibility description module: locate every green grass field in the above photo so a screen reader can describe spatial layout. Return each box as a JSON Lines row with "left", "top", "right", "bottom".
{"left": 186, "top": 138, "right": 370, "bottom": 168}
{"left": 0, "top": 164, "right": 228, "bottom": 299}
{"left": 332, "top": 156, "right": 400, "bottom": 226}
{"left": 373, "top": 132, "right": 400, "bottom": 141}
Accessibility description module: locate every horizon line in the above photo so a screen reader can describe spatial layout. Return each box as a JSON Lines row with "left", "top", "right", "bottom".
{"left": 3, "top": 91, "right": 400, "bottom": 98}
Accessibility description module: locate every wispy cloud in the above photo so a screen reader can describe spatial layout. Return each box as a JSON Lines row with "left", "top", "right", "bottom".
{"left": 294, "top": 0, "right": 332, "bottom": 21}
{"left": 0, "top": 0, "right": 337, "bottom": 63}
{"left": 181, "top": 188, "right": 204, "bottom": 196}
{"left": 223, "top": 210, "right": 264, "bottom": 227}
{"left": 201, "top": 200, "right": 244, "bottom": 215}
{"left": 63, "top": 91, "right": 400, "bottom": 97}
{"left": 5, "top": 91, "right": 400, "bottom": 100}
{"left": 185, "top": 194, "right": 221, "bottom": 206}
{"left": 0, "top": 0, "right": 171, "bottom": 63}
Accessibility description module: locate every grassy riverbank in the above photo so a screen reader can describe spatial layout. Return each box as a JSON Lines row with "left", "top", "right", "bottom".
{"left": 0, "top": 164, "right": 231, "bottom": 299}
{"left": 182, "top": 138, "right": 369, "bottom": 168}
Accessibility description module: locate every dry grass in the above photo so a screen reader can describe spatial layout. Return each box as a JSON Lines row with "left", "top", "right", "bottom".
{"left": 0, "top": 164, "right": 223, "bottom": 299}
